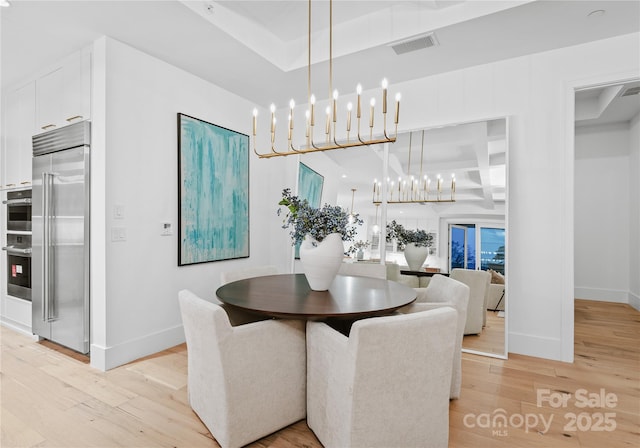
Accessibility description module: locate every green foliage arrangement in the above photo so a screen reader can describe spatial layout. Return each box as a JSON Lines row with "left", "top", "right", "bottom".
{"left": 386, "top": 220, "right": 434, "bottom": 250}
{"left": 278, "top": 188, "right": 363, "bottom": 246}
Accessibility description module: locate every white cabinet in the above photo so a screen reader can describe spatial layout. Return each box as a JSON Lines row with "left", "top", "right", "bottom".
{"left": 2, "top": 82, "right": 35, "bottom": 189}
{"left": 35, "top": 49, "right": 91, "bottom": 132}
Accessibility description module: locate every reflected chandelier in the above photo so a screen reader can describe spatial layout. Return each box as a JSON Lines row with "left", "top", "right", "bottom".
{"left": 252, "top": 0, "right": 400, "bottom": 158}
{"left": 372, "top": 130, "right": 456, "bottom": 204}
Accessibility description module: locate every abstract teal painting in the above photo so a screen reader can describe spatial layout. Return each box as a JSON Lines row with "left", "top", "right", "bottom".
{"left": 298, "top": 162, "right": 324, "bottom": 208}
{"left": 178, "top": 113, "right": 249, "bottom": 265}
{"left": 295, "top": 162, "right": 324, "bottom": 258}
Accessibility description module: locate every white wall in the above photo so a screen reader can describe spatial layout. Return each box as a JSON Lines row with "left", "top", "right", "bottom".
{"left": 629, "top": 114, "right": 640, "bottom": 310}
{"left": 90, "top": 37, "right": 291, "bottom": 370}
{"left": 89, "top": 32, "right": 639, "bottom": 369}
{"left": 574, "top": 123, "right": 630, "bottom": 303}
{"left": 387, "top": 32, "right": 639, "bottom": 361}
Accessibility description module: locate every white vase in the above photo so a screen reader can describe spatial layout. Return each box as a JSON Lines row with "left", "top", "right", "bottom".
{"left": 299, "top": 233, "right": 344, "bottom": 291}
{"left": 404, "top": 243, "right": 429, "bottom": 271}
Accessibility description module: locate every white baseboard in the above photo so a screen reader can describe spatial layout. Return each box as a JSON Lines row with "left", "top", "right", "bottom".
{"left": 629, "top": 291, "right": 640, "bottom": 311}
{"left": 1, "top": 317, "right": 38, "bottom": 339}
{"left": 574, "top": 287, "right": 628, "bottom": 303}
{"left": 90, "top": 324, "right": 185, "bottom": 371}
{"left": 508, "top": 331, "right": 565, "bottom": 362}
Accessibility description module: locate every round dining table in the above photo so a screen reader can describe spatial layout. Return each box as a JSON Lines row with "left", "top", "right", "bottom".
{"left": 215, "top": 273, "right": 417, "bottom": 320}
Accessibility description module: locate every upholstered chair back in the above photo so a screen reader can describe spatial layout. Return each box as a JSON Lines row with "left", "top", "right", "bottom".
{"left": 450, "top": 269, "right": 490, "bottom": 335}
{"left": 399, "top": 274, "right": 469, "bottom": 399}
{"left": 219, "top": 265, "right": 278, "bottom": 285}
{"left": 338, "top": 262, "right": 386, "bottom": 279}
{"left": 178, "top": 290, "right": 306, "bottom": 448}
{"left": 306, "top": 307, "right": 457, "bottom": 447}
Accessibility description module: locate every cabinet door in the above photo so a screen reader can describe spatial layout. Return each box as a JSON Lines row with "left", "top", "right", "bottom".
{"left": 35, "top": 49, "right": 91, "bottom": 132}
{"left": 62, "top": 50, "right": 91, "bottom": 125}
{"left": 3, "top": 83, "right": 36, "bottom": 188}
{"left": 36, "top": 66, "right": 64, "bottom": 132}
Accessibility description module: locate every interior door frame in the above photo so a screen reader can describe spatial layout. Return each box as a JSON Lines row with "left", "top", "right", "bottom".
{"left": 564, "top": 70, "right": 640, "bottom": 362}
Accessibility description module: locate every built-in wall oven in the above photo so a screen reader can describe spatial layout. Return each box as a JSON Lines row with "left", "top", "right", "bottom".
{"left": 3, "top": 189, "right": 32, "bottom": 301}
{"left": 4, "top": 189, "right": 32, "bottom": 231}
{"left": 3, "top": 234, "right": 31, "bottom": 301}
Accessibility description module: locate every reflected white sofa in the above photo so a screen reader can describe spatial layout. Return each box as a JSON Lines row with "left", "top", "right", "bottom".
{"left": 450, "top": 268, "right": 490, "bottom": 335}
{"left": 399, "top": 274, "right": 469, "bottom": 399}
{"left": 178, "top": 290, "right": 306, "bottom": 448}
{"left": 487, "top": 284, "right": 505, "bottom": 311}
{"left": 306, "top": 308, "right": 457, "bottom": 447}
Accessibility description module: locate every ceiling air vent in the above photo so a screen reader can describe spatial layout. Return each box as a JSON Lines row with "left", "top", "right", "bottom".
{"left": 390, "top": 33, "right": 438, "bottom": 55}
{"left": 621, "top": 86, "right": 640, "bottom": 97}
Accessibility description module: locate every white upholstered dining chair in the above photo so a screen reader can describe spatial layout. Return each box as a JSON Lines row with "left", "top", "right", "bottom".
{"left": 398, "top": 274, "right": 469, "bottom": 399}
{"left": 219, "top": 264, "right": 278, "bottom": 285}
{"left": 338, "top": 261, "right": 387, "bottom": 279}
{"left": 450, "top": 268, "right": 490, "bottom": 335}
{"left": 306, "top": 307, "right": 457, "bottom": 447}
{"left": 178, "top": 289, "right": 306, "bottom": 448}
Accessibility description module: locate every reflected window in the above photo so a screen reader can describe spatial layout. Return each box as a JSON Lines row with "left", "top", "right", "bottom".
{"left": 480, "top": 227, "right": 505, "bottom": 274}
{"left": 449, "top": 224, "right": 475, "bottom": 270}
{"left": 449, "top": 224, "right": 504, "bottom": 273}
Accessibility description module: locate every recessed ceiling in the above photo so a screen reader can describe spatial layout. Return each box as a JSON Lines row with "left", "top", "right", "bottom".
{"left": 2, "top": 0, "right": 639, "bottom": 108}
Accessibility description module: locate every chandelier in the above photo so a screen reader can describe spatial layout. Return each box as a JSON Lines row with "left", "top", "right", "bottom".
{"left": 347, "top": 188, "right": 357, "bottom": 223}
{"left": 372, "top": 130, "right": 456, "bottom": 204}
{"left": 252, "top": 0, "right": 400, "bottom": 158}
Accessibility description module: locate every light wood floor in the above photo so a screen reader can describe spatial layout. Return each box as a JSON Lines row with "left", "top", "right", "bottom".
{"left": 462, "top": 310, "right": 505, "bottom": 355}
{"left": 1, "top": 299, "right": 638, "bottom": 447}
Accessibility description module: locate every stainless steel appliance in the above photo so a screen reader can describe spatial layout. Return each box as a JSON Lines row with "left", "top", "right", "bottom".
{"left": 2, "top": 234, "right": 32, "bottom": 301}
{"left": 32, "top": 121, "right": 90, "bottom": 354}
{"left": 3, "top": 189, "right": 32, "bottom": 231}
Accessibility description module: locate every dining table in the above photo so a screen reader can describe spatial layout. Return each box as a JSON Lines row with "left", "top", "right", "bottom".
{"left": 215, "top": 273, "right": 417, "bottom": 321}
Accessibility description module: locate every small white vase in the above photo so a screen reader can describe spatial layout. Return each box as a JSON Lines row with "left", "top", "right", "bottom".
{"left": 404, "top": 243, "right": 429, "bottom": 271}
{"left": 299, "top": 233, "right": 344, "bottom": 291}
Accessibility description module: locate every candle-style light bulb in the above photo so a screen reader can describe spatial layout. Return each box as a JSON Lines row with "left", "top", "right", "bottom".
{"left": 252, "top": 108, "right": 258, "bottom": 136}
{"left": 288, "top": 99, "right": 295, "bottom": 130}
{"left": 270, "top": 103, "right": 276, "bottom": 133}
{"left": 325, "top": 106, "right": 331, "bottom": 135}
{"left": 369, "top": 98, "right": 376, "bottom": 128}
{"left": 394, "top": 92, "right": 401, "bottom": 124}
{"left": 356, "top": 84, "right": 362, "bottom": 118}
{"left": 451, "top": 173, "right": 456, "bottom": 198}
{"left": 346, "top": 102, "right": 353, "bottom": 132}
{"left": 381, "top": 78, "right": 388, "bottom": 114}
{"left": 271, "top": 117, "right": 276, "bottom": 143}
{"left": 310, "top": 94, "right": 316, "bottom": 126}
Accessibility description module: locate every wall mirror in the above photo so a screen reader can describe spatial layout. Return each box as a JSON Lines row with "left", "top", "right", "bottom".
{"left": 295, "top": 117, "right": 508, "bottom": 358}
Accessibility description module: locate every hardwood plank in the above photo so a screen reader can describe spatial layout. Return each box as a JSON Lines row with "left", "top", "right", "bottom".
{"left": 1, "top": 299, "right": 638, "bottom": 447}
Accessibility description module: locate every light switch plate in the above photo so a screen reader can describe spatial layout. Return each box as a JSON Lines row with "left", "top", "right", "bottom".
{"left": 114, "top": 204, "right": 125, "bottom": 219}
{"left": 111, "top": 227, "right": 126, "bottom": 242}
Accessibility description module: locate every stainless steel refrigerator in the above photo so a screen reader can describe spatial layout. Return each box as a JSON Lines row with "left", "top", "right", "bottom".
{"left": 32, "top": 121, "right": 90, "bottom": 354}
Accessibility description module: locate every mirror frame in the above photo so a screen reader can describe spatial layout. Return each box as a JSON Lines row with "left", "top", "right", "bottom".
{"left": 293, "top": 116, "right": 509, "bottom": 359}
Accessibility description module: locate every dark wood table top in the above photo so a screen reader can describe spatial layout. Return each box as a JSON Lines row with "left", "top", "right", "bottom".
{"left": 215, "top": 273, "right": 417, "bottom": 320}
{"left": 400, "top": 270, "right": 449, "bottom": 277}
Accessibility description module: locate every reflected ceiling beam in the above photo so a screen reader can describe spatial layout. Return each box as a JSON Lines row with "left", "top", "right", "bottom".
{"left": 469, "top": 122, "right": 494, "bottom": 209}
{"left": 575, "top": 85, "right": 624, "bottom": 122}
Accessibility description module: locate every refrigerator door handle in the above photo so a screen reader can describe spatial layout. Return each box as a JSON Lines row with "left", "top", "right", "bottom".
{"left": 42, "top": 172, "right": 55, "bottom": 322}
{"left": 2, "top": 245, "right": 33, "bottom": 255}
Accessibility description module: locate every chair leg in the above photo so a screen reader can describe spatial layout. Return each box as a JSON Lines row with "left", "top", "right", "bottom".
{"left": 492, "top": 290, "right": 505, "bottom": 312}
